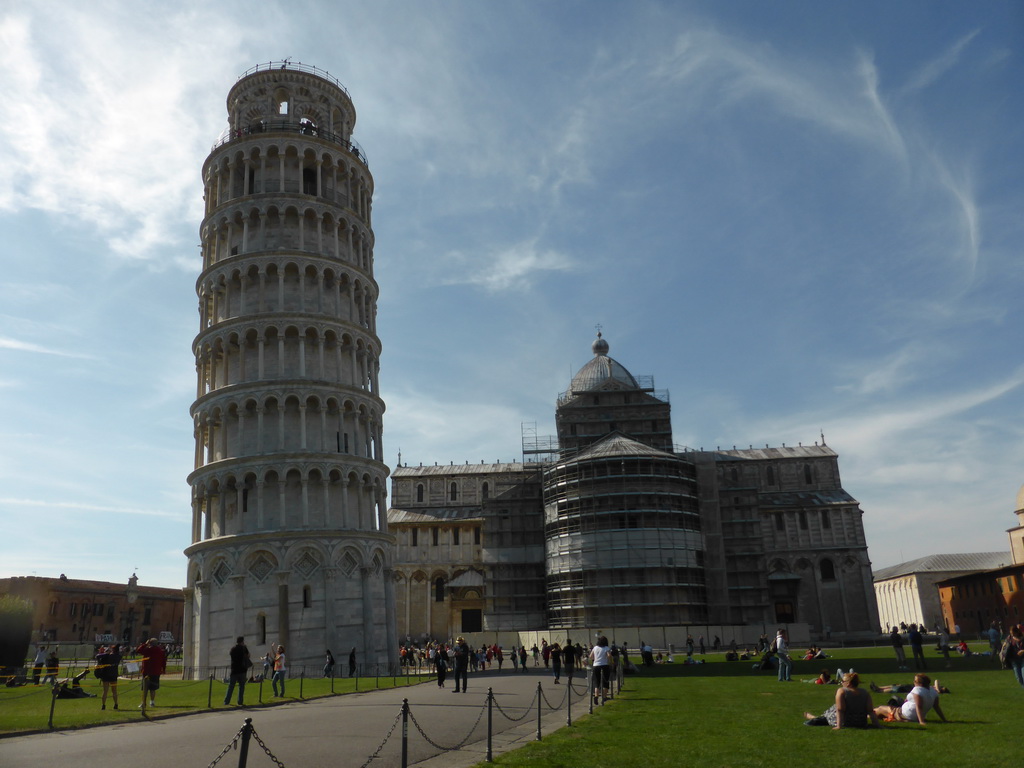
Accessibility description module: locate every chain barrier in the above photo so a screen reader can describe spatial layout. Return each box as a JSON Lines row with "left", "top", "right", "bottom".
{"left": 206, "top": 721, "right": 248, "bottom": 768}
{"left": 408, "top": 700, "right": 487, "bottom": 752}
{"left": 491, "top": 687, "right": 539, "bottom": 723}
{"left": 356, "top": 708, "right": 403, "bottom": 768}
{"left": 539, "top": 682, "right": 569, "bottom": 710}
{"left": 249, "top": 723, "right": 288, "bottom": 768}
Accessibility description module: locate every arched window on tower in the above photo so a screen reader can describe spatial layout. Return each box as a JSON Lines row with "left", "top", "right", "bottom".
{"left": 303, "top": 167, "right": 317, "bottom": 195}
{"left": 450, "top": 482, "right": 458, "bottom": 501}
{"left": 820, "top": 559, "right": 836, "bottom": 581}
{"left": 274, "top": 88, "right": 289, "bottom": 116}
{"left": 434, "top": 577, "right": 445, "bottom": 602}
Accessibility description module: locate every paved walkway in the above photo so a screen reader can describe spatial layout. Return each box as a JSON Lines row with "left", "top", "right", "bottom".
{"left": 1, "top": 669, "right": 603, "bottom": 768}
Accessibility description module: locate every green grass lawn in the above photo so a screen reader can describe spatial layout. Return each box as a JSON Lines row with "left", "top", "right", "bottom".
{"left": 481, "top": 645, "right": 1024, "bottom": 768}
{"left": 4, "top": 646, "right": 1023, "bottom": 768}
{"left": 0, "top": 668, "right": 427, "bottom": 734}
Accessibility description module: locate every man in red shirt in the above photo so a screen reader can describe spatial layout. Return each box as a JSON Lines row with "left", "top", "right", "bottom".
{"left": 136, "top": 638, "right": 167, "bottom": 712}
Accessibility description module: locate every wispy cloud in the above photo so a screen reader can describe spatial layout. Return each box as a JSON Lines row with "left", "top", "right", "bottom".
{"left": 0, "top": 336, "right": 94, "bottom": 358}
{"left": 901, "top": 29, "right": 980, "bottom": 94}
{"left": 440, "top": 240, "right": 575, "bottom": 292}
{"left": 0, "top": 497, "right": 185, "bottom": 520}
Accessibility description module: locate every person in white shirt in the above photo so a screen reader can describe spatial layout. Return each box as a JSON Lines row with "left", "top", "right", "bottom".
{"left": 775, "top": 629, "right": 792, "bottom": 682}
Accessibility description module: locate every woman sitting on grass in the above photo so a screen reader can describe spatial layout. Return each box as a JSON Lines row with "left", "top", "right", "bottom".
{"left": 804, "top": 672, "right": 882, "bottom": 728}
{"left": 873, "top": 673, "right": 947, "bottom": 726}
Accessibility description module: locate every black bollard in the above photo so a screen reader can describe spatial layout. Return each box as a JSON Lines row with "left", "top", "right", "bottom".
{"left": 208, "top": 673, "right": 214, "bottom": 709}
{"left": 536, "top": 681, "right": 542, "bottom": 740}
{"left": 238, "top": 718, "right": 253, "bottom": 768}
{"left": 401, "top": 698, "right": 409, "bottom": 768}
{"left": 486, "top": 688, "right": 494, "bottom": 762}
{"left": 48, "top": 683, "right": 58, "bottom": 729}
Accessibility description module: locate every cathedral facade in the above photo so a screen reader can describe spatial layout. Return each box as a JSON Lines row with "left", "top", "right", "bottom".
{"left": 389, "top": 334, "right": 880, "bottom": 642}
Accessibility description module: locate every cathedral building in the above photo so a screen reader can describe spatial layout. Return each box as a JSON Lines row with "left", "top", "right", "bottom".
{"left": 389, "top": 333, "right": 880, "bottom": 643}
{"left": 183, "top": 63, "right": 394, "bottom": 674}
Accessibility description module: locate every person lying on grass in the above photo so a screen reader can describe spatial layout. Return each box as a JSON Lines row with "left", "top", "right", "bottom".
{"left": 870, "top": 678, "right": 950, "bottom": 696}
{"left": 873, "top": 673, "right": 948, "bottom": 726}
{"left": 803, "top": 672, "right": 883, "bottom": 728}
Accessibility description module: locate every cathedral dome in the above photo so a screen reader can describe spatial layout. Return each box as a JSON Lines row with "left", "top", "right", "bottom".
{"left": 569, "top": 333, "right": 639, "bottom": 392}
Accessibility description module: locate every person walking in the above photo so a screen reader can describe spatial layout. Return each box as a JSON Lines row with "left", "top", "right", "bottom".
{"left": 590, "top": 635, "right": 611, "bottom": 703}
{"left": 272, "top": 644, "right": 287, "bottom": 697}
{"left": 224, "top": 636, "right": 250, "bottom": 706}
{"left": 563, "top": 638, "right": 576, "bottom": 681}
{"left": 323, "top": 649, "right": 335, "bottom": 678}
{"left": 551, "top": 642, "right": 563, "bottom": 684}
{"left": 1003, "top": 625, "right": 1024, "bottom": 688}
{"left": 348, "top": 647, "right": 357, "bottom": 677}
{"left": 136, "top": 638, "right": 167, "bottom": 711}
{"left": 775, "top": 628, "right": 792, "bottom": 682}
{"left": 95, "top": 644, "right": 121, "bottom": 710}
{"left": 518, "top": 645, "right": 528, "bottom": 671}
{"left": 43, "top": 649, "right": 60, "bottom": 684}
{"left": 452, "top": 636, "right": 470, "bottom": 693}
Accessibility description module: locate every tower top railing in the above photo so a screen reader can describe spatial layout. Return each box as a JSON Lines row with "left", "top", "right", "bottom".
{"left": 210, "top": 120, "right": 368, "bottom": 167}
{"left": 236, "top": 61, "right": 352, "bottom": 99}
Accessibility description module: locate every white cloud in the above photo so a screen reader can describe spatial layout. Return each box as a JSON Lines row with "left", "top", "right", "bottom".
{"left": 901, "top": 29, "right": 980, "bottom": 94}
{"left": 440, "top": 240, "right": 576, "bottom": 292}
{"left": 0, "top": 336, "right": 94, "bottom": 358}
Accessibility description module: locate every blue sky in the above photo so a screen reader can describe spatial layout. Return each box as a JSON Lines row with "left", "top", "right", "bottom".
{"left": 1, "top": 1, "right": 1021, "bottom": 589}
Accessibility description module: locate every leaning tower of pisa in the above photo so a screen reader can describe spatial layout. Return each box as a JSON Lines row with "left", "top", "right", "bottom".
{"left": 183, "top": 63, "right": 394, "bottom": 674}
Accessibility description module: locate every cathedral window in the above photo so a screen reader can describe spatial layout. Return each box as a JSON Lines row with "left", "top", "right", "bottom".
{"left": 434, "top": 577, "right": 445, "bottom": 602}
{"left": 820, "top": 510, "right": 831, "bottom": 529}
{"left": 453, "top": 527, "right": 460, "bottom": 545}
{"left": 766, "top": 466, "right": 775, "bottom": 485}
{"left": 450, "top": 482, "right": 458, "bottom": 501}
{"left": 258, "top": 614, "right": 267, "bottom": 645}
{"left": 411, "top": 528, "right": 418, "bottom": 546}
{"left": 432, "top": 528, "right": 439, "bottom": 546}
{"left": 819, "top": 559, "right": 836, "bottom": 581}
{"left": 416, "top": 484, "right": 424, "bottom": 503}
{"left": 774, "top": 513, "right": 784, "bottom": 532}
{"left": 303, "top": 585, "right": 312, "bottom": 608}
{"left": 474, "top": 527, "right": 481, "bottom": 545}
{"left": 799, "top": 511, "right": 808, "bottom": 530}
{"left": 482, "top": 482, "right": 489, "bottom": 500}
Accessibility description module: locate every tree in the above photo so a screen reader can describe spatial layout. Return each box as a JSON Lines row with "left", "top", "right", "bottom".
{"left": 0, "top": 595, "right": 34, "bottom": 679}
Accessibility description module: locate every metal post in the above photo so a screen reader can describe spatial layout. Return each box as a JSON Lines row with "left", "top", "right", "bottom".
{"left": 566, "top": 678, "right": 572, "bottom": 726}
{"left": 258, "top": 675, "right": 263, "bottom": 703}
{"left": 486, "top": 688, "right": 494, "bottom": 762}
{"left": 401, "top": 698, "right": 409, "bottom": 768}
{"left": 238, "top": 717, "right": 253, "bottom": 768}
{"left": 47, "top": 683, "right": 58, "bottom": 729}
{"left": 356, "top": 664, "right": 360, "bottom": 691}
{"left": 208, "top": 673, "right": 214, "bottom": 709}
{"left": 300, "top": 668, "right": 304, "bottom": 699}
{"left": 330, "top": 667, "right": 334, "bottom": 694}
{"left": 588, "top": 669, "right": 594, "bottom": 714}
{"left": 536, "top": 681, "right": 542, "bottom": 740}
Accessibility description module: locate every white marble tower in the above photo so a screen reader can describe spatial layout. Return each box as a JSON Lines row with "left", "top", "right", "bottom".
{"left": 183, "top": 62, "right": 395, "bottom": 674}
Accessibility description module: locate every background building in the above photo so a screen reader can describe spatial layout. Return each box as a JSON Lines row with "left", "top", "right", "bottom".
{"left": 184, "top": 62, "right": 394, "bottom": 674}
{"left": 0, "top": 574, "right": 183, "bottom": 647}
{"left": 873, "top": 552, "right": 1011, "bottom": 633}
{"left": 390, "top": 334, "right": 879, "bottom": 642}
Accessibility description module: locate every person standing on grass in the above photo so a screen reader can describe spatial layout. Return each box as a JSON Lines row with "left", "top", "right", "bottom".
{"left": 31, "top": 646, "right": 47, "bottom": 685}
{"left": 890, "top": 627, "right": 907, "bottom": 670}
{"left": 349, "top": 647, "right": 357, "bottom": 677}
{"left": 775, "top": 628, "right": 792, "bottom": 682}
{"left": 1004, "top": 625, "right": 1024, "bottom": 688}
{"left": 988, "top": 622, "right": 1003, "bottom": 664}
{"left": 96, "top": 644, "right": 121, "bottom": 710}
{"left": 272, "top": 644, "right": 287, "bottom": 697}
{"left": 224, "top": 637, "right": 250, "bottom": 706}
{"left": 137, "top": 638, "right": 167, "bottom": 711}
{"left": 908, "top": 624, "right": 927, "bottom": 670}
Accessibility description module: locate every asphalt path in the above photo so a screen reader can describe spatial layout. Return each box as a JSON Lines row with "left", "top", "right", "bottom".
{"left": 0, "top": 668, "right": 600, "bottom": 768}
